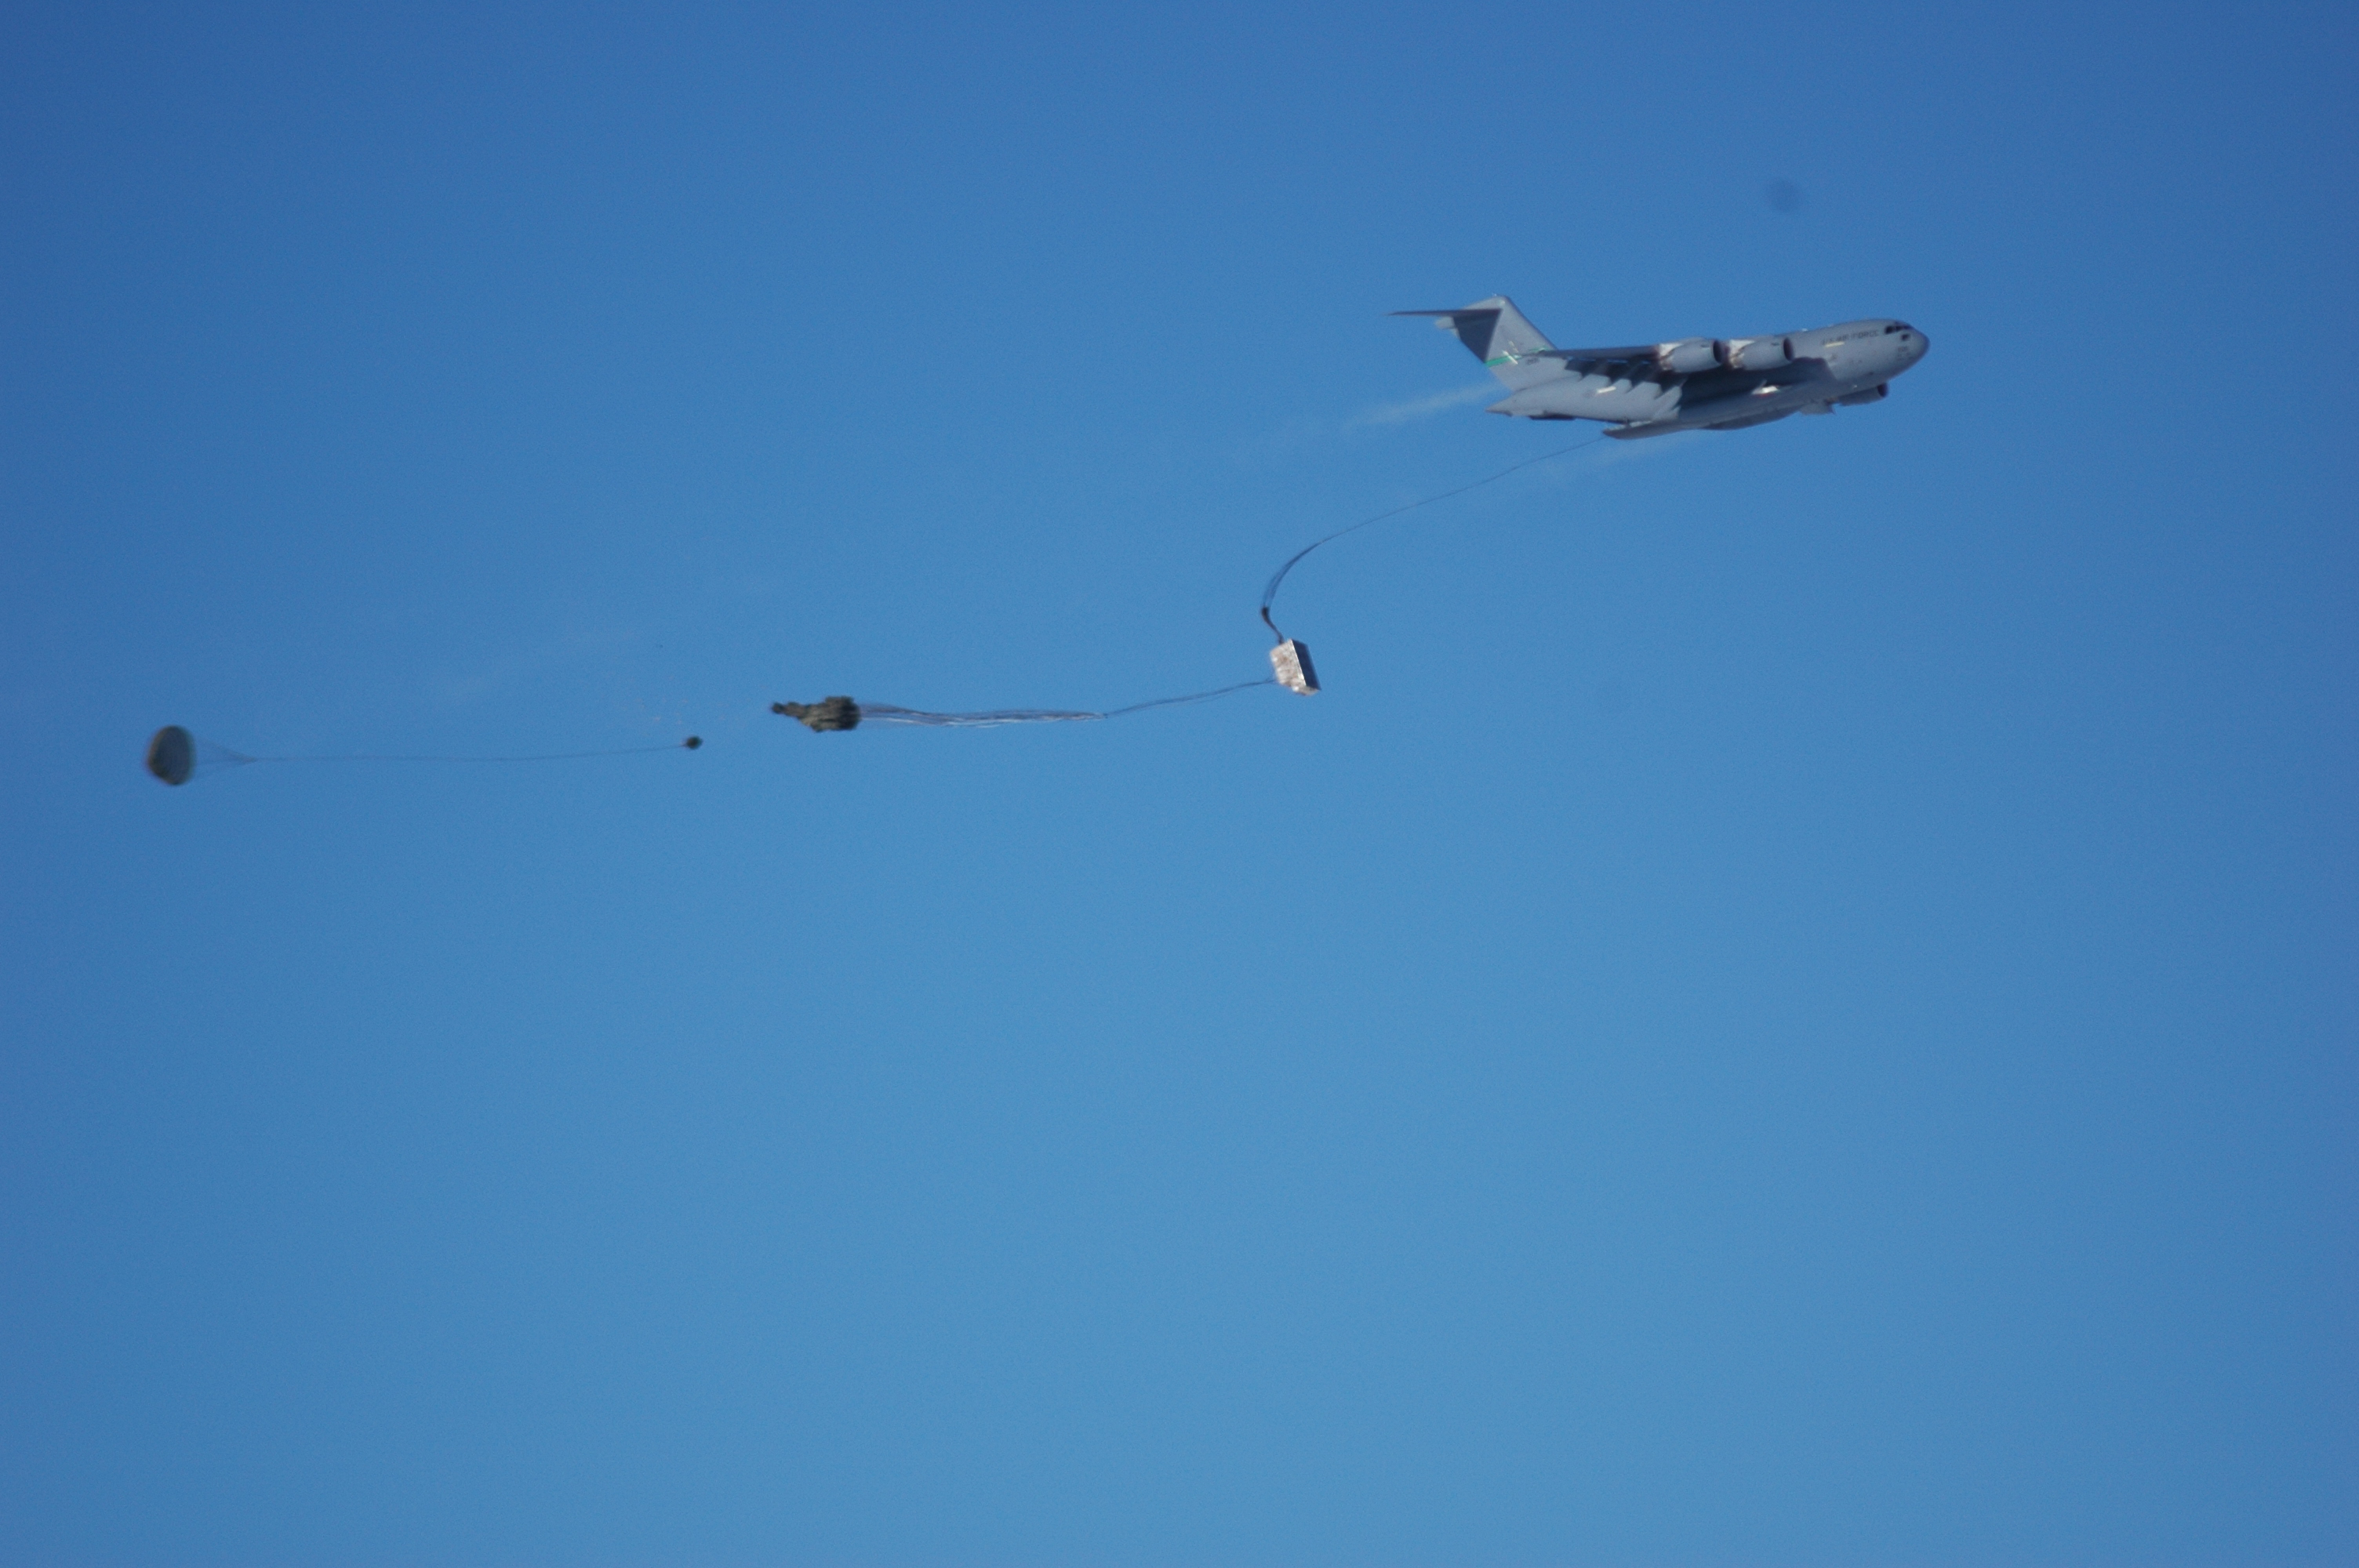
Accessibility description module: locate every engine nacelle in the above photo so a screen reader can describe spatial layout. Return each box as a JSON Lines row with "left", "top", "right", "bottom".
{"left": 1656, "top": 338, "right": 1726, "bottom": 374}
{"left": 1728, "top": 336, "right": 1793, "bottom": 371}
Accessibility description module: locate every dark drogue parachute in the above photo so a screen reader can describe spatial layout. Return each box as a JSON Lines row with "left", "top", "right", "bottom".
{"left": 146, "top": 725, "right": 226, "bottom": 786}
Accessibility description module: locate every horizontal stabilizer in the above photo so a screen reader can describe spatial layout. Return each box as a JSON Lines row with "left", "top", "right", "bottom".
{"left": 1392, "top": 296, "right": 1558, "bottom": 387}
{"left": 1391, "top": 307, "right": 1505, "bottom": 361}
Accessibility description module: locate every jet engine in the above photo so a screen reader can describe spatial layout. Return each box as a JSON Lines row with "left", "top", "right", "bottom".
{"left": 1728, "top": 336, "right": 1793, "bottom": 371}
{"left": 1656, "top": 338, "right": 1726, "bottom": 374}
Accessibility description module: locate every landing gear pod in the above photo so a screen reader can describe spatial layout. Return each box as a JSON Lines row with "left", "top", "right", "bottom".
{"left": 1270, "top": 639, "right": 1319, "bottom": 695}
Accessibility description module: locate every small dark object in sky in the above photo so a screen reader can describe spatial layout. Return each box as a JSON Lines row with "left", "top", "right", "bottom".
{"left": 773, "top": 697, "right": 861, "bottom": 732}
{"left": 683, "top": 736, "right": 703, "bottom": 750}
{"left": 1766, "top": 177, "right": 1805, "bottom": 212}
{"left": 146, "top": 724, "right": 195, "bottom": 785}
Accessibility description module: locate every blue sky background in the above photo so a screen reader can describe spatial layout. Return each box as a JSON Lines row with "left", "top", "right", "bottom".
{"left": 3, "top": 4, "right": 2354, "bottom": 1564}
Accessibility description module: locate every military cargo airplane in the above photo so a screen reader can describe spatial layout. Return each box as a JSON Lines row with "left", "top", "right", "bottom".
{"left": 1396, "top": 296, "right": 1927, "bottom": 438}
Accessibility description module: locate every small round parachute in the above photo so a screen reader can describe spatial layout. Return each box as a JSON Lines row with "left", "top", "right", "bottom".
{"left": 146, "top": 725, "right": 195, "bottom": 785}
{"left": 144, "top": 726, "right": 255, "bottom": 786}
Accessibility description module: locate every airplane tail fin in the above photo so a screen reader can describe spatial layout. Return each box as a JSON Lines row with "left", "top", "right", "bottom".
{"left": 1390, "top": 296, "right": 1559, "bottom": 387}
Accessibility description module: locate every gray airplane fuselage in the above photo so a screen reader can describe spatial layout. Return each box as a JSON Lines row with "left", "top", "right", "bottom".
{"left": 1499, "top": 319, "right": 1928, "bottom": 437}
{"left": 1400, "top": 299, "right": 1928, "bottom": 438}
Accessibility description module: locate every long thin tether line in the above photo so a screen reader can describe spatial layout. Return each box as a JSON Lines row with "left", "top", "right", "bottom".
{"left": 1259, "top": 432, "right": 1607, "bottom": 641}
{"left": 780, "top": 433, "right": 1617, "bottom": 739}
{"left": 246, "top": 742, "right": 696, "bottom": 764}
{"left": 855, "top": 678, "right": 1274, "bottom": 728}
{"left": 835, "top": 437, "right": 1612, "bottom": 731}
{"left": 1100, "top": 677, "right": 1276, "bottom": 718}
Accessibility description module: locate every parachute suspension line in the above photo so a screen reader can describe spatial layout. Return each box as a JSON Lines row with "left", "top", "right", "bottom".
{"left": 143, "top": 724, "right": 701, "bottom": 785}
{"left": 1259, "top": 434, "right": 1606, "bottom": 641}
{"left": 1100, "top": 677, "right": 1278, "bottom": 718}
{"left": 247, "top": 742, "right": 699, "bottom": 764}
{"left": 851, "top": 677, "right": 1276, "bottom": 730}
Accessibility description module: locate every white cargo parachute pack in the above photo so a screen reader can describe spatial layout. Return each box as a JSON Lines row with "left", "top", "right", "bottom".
{"left": 1269, "top": 639, "right": 1319, "bottom": 695}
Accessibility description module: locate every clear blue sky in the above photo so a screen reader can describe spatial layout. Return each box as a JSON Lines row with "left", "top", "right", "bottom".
{"left": 4, "top": 4, "right": 2353, "bottom": 1563}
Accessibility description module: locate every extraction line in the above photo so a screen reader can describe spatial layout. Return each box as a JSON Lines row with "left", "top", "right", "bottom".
{"left": 845, "top": 678, "right": 1277, "bottom": 729}
{"left": 142, "top": 723, "right": 703, "bottom": 785}
{"left": 774, "top": 432, "right": 1612, "bottom": 732}
{"left": 1259, "top": 432, "right": 1606, "bottom": 641}
{"left": 246, "top": 742, "right": 698, "bottom": 762}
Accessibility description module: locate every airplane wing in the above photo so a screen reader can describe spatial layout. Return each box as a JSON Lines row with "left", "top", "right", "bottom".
{"left": 1532, "top": 346, "right": 1664, "bottom": 375}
